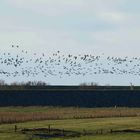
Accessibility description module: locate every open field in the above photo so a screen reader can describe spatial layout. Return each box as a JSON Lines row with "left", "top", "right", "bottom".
{"left": 0, "top": 107, "right": 140, "bottom": 139}
{"left": 0, "top": 117, "right": 140, "bottom": 140}
{"left": 0, "top": 107, "right": 140, "bottom": 124}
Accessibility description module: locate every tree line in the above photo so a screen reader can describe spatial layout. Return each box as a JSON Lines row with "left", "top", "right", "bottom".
{"left": 0, "top": 80, "right": 49, "bottom": 89}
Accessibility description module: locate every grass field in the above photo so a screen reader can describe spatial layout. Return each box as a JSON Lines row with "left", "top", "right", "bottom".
{"left": 0, "top": 107, "right": 140, "bottom": 139}
{"left": 0, "top": 117, "right": 140, "bottom": 140}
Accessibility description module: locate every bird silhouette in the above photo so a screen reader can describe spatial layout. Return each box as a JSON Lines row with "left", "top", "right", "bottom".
{"left": 0, "top": 45, "right": 139, "bottom": 81}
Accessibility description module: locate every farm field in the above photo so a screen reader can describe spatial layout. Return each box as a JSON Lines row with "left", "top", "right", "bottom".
{"left": 0, "top": 107, "right": 140, "bottom": 139}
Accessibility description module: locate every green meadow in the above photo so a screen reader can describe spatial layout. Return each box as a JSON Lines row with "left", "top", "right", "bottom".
{"left": 0, "top": 117, "right": 140, "bottom": 140}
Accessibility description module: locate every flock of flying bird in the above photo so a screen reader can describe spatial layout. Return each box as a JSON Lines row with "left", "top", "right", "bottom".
{"left": 0, "top": 45, "right": 140, "bottom": 79}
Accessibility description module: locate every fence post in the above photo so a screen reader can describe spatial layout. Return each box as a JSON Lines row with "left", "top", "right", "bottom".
{"left": 83, "top": 129, "right": 86, "bottom": 135}
{"left": 100, "top": 129, "right": 103, "bottom": 134}
{"left": 62, "top": 129, "right": 64, "bottom": 136}
{"left": 48, "top": 124, "right": 51, "bottom": 134}
{"left": 14, "top": 125, "right": 17, "bottom": 132}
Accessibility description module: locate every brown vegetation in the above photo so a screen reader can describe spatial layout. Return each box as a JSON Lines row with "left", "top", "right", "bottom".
{"left": 0, "top": 107, "right": 140, "bottom": 124}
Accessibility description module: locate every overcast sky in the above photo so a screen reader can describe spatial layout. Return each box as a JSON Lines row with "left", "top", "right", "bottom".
{"left": 0, "top": 0, "right": 140, "bottom": 85}
{"left": 0, "top": 0, "right": 140, "bottom": 55}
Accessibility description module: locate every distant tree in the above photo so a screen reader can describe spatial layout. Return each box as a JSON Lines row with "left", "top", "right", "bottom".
{"left": 90, "top": 82, "right": 98, "bottom": 86}
{"left": 80, "top": 82, "right": 88, "bottom": 86}
{"left": 80, "top": 82, "right": 98, "bottom": 86}
{"left": 79, "top": 82, "right": 98, "bottom": 89}
{"left": 11, "top": 82, "right": 19, "bottom": 86}
{"left": 25, "top": 81, "right": 47, "bottom": 86}
{"left": 0, "top": 80, "right": 6, "bottom": 86}
{"left": 36, "top": 81, "right": 46, "bottom": 86}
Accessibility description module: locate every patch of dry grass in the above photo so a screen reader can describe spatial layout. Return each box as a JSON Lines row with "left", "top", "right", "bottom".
{"left": 0, "top": 107, "right": 140, "bottom": 124}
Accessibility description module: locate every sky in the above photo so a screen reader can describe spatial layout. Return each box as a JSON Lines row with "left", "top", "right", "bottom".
{"left": 0, "top": 0, "right": 140, "bottom": 85}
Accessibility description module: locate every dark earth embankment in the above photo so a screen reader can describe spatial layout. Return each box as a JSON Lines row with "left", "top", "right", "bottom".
{"left": 0, "top": 88, "right": 140, "bottom": 107}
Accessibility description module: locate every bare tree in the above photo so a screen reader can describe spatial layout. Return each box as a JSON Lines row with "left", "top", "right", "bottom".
{"left": 0, "top": 80, "right": 6, "bottom": 86}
